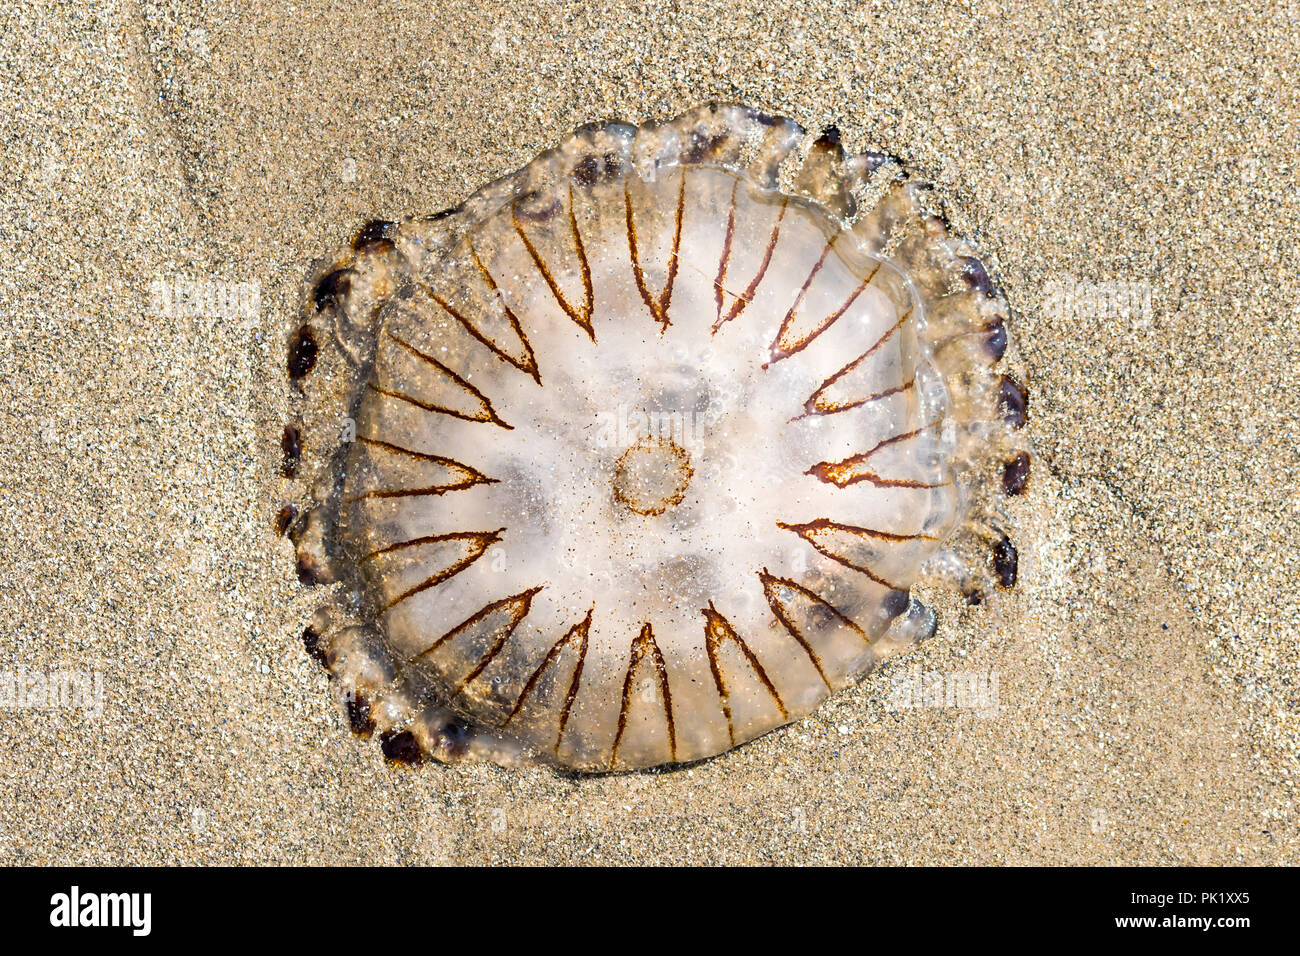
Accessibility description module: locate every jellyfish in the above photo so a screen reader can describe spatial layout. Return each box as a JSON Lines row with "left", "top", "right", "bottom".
{"left": 280, "top": 104, "right": 1028, "bottom": 770}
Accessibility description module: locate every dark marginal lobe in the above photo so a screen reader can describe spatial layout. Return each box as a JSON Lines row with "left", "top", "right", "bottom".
{"left": 280, "top": 424, "right": 302, "bottom": 478}
{"left": 287, "top": 324, "right": 318, "bottom": 380}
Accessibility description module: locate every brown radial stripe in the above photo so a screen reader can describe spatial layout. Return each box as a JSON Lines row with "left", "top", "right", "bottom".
{"left": 502, "top": 608, "right": 593, "bottom": 753}
{"left": 798, "top": 307, "right": 915, "bottom": 418}
{"left": 777, "top": 517, "right": 937, "bottom": 544}
{"left": 757, "top": 570, "right": 870, "bottom": 646}
{"left": 511, "top": 186, "right": 596, "bottom": 340}
{"left": 414, "top": 585, "right": 544, "bottom": 663}
{"left": 610, "top": 623, "right": 676, "bottom": 766}
{"left": 776, "top": 519, "right": 935, "bottom": 590}
{"left": 468, "top": 242, "right": 542, "bottom": 382}
{"left": 447, "top": 586, "right": 546, "bottom": 699}
{"left": 380, "top": 331, "right": 514, "bottom": 428}
{"left": 625, "top": 171, "right": 685, "bottom": 329}
{"left": 712, "top": 179, "right": 738, "bottom": 325}
{"left": 702, "top": 602, "right": 788, "bottom": 748}
{"left": 712, "top": 195, "right": 788, "bottom": 333}
{"left": 766, "top": 252, "right": 883, "bottom": 368}
{"left": 344, "top": 436, "right": 498, "bottom": 502}
{"left": 845, "top": 420, "right": 941, "bottom": 463}
{"left": 365, "top": 529, "right": 505, "bottom": 613}
{"left": 805, "top": 451, "right": 948, "bottom": 490}
{"left": 421, "top": 286, "right": 541, "bottom": 384}
{"left": 566, "top": 184, "right": 595, "bottom": 336}
{"left": 755, "top": 571, "right": 831, "bottom": 690}
{"left": 367, "top": 382, "right": 509, "bottom": 431}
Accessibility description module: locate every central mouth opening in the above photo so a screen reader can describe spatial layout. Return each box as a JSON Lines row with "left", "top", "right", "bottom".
{"left": 612, "top": 437, "right": 694, "bottom": 517}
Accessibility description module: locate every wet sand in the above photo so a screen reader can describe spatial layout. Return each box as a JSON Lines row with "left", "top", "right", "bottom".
{"left": 0, "top": 0, "right": 1294, "bottom": 863}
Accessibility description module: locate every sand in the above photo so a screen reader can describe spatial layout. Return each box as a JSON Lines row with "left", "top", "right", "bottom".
{"left": 0, "top": 0, "right": 1294, "bottom": 864}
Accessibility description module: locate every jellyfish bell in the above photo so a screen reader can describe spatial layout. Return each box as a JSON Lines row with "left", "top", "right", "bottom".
{"left": 281, "top": 104, "right": 1029, "bottom": 771}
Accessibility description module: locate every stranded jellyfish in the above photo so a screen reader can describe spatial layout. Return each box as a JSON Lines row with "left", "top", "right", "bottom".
{"left": 280, "top": 105, "right": 1029, "bottom": 771}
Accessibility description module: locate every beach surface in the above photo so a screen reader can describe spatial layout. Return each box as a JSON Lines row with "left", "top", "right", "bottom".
{"left": 0, "top": 0, "right": 1295, "bottom": 864}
